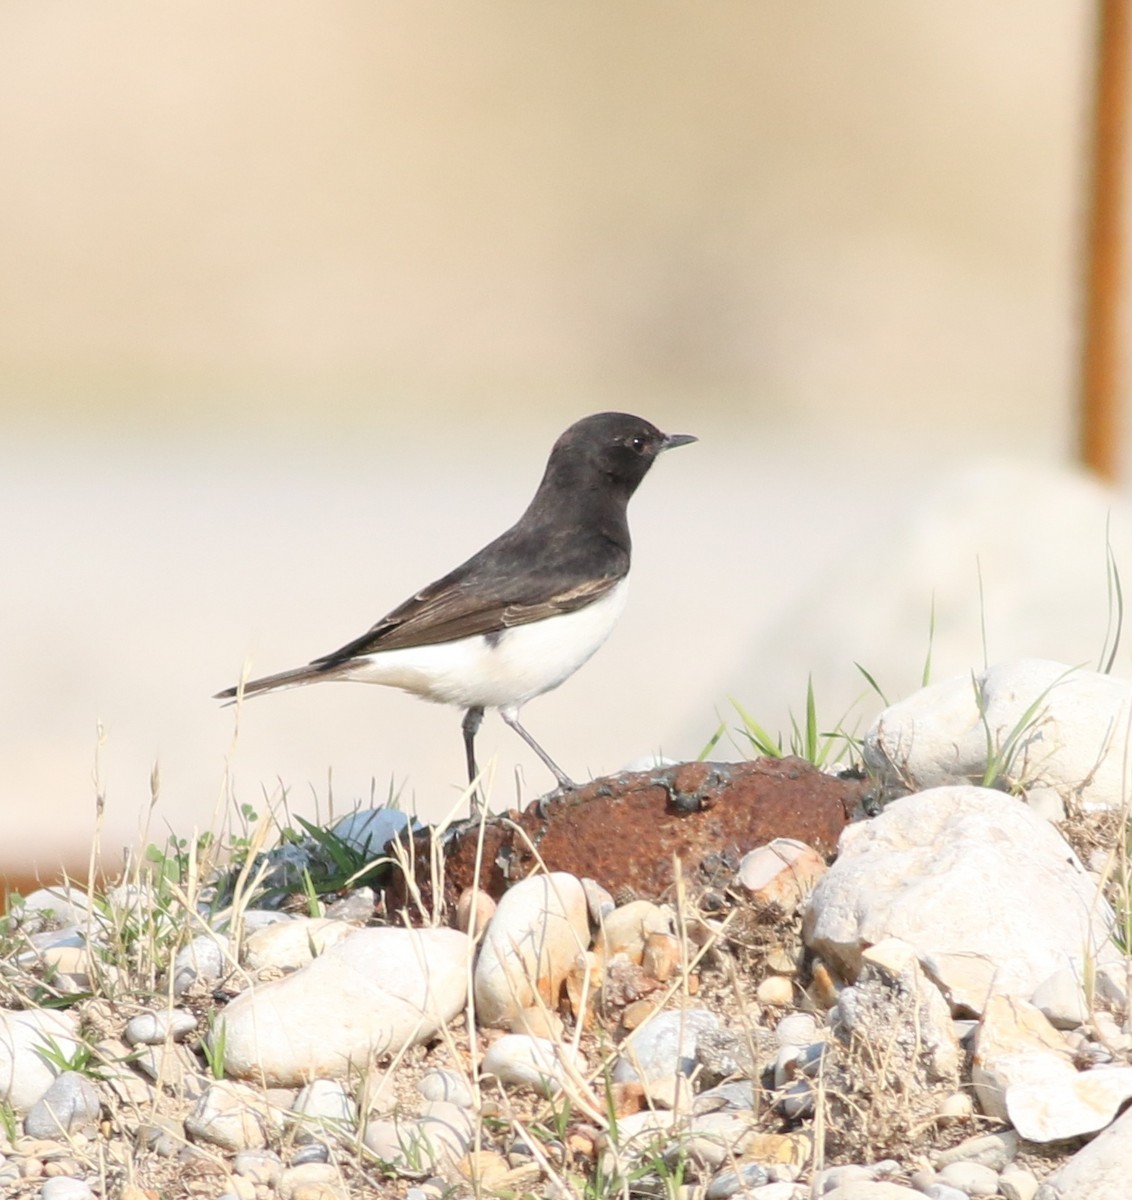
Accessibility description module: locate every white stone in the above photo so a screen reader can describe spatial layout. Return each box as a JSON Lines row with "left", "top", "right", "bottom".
{"left": 595, "top": 899, "right": 672, "bottom": 964}
{"left": 823, "top": 1183, "right": 924, "bottom": 1199}
{"left": 40, "top": 1181, "right": 96, "bottom": 1200}
{"left": 173, "top": 933, "right": 231, "bottom": 995}
{"left": 362, "top": 1100, "right": 472, "bottom": 1172}
{"left": 1030, "top": 967, "right": 1091, "bottom": 1029}
{"left": 215, "top": 925, "right": 470, "bottom": 1086}
{"left": 864, "top": 658, "right": 1132, "bottom": 811}
{"left": 972, "top": 993, "right": 1132, "bottom": 1141}
{"left": 184, "top": 1080, "right": 284, "bottom": 1151}
{"left": 0, "top": 1008, "right": 79, "bottom": 1111}
{"left": 417, "top": 1068, "right": 474, "bottom": 1108}
{"left": 774, "top": 1012, "right": 820, "bottom": 1048}
{"left": 1034, "top": 1101, "right": 1132, "bottom": 1198}
{"left": 330, "top": 807, "right": 413, "bottom": 857}
{"left": 13, "top": 887, "right": 91, "bottom": 932}
{"left": 937, "top": 1161, "right": 999, "bottom": 1196}
{"left": 480, "top": 1034, "right": 586, "bottom": 1096}
{"left": 737, "top": 839, "right": 826, "bottom": 914}
{"left": 243, "top": 917, "right": 354, "bottom": 972}
{"left": 613, "top": 1008, "right": 721, "bottom": 1083}
{"left": 473, "top": 872, "right": 590, "bottom": 1028}
{"left": 999, "top": 1166, "right": 1039, "bottom": 1200}
{"left": 124, "top": 1008, "right": 198, "bottom": 1045}
{"left": 804, "top": 786, "right": 1116, "bottom": 1013}
{"left": 23, "top": 1071, "right": 101, "bottom": 1138}
{"left": 292, "top": 1078, "right": 356, "bottom": 1127}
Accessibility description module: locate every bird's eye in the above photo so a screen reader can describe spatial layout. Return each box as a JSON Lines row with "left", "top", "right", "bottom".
{"left": 628, "top": 435, "right": 647, "bottom": 453}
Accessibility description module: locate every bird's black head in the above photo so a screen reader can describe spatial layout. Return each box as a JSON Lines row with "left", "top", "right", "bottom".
{"left": 545, "top": 412, "right": 696, "bottom": 498}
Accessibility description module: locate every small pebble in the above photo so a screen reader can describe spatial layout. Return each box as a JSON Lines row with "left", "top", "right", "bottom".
{"left": 415, "top": 1070, "right": 472, "bottom": 1104}
{"left": 40, "top": 1180, "right": 96, "bottom": 1200}
{"left": 756, "top": 975, "right": 794, "bottom": 1006}
{"left": 998, "top": 1165, "right": 1039, "bottom": 1200}
{"left": 290, "top": 1143, "right": 330, "bottom": 1165}
{"left": 233, "top": 1149, "right": 284, "bottom": 1184}
{"left": 923, "top": 1186, "right": 968, "bottom": 1200}
{"left": 938, "top": 1160, "right": 1000, "bottom": 1196}
{"left": 124, "top": 1008, "right": 198, "bottom": 1045}
{"left": 774, "top": 1012, "right": 819, "bottom": 1047}
{"left": 705, "top": 1162, "right": 769, "bottom": 1198}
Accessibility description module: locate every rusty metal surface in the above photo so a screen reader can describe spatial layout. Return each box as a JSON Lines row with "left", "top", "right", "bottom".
{"left": 393, "top": 757, "right": 863, "bottom": 908}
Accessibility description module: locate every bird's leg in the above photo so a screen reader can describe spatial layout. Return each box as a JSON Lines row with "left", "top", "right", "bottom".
{"left": 499, "top": 707, "right": 577, "bottom": 790}
{"left": 462, "top": 706, "right": 485, "bottom": 817}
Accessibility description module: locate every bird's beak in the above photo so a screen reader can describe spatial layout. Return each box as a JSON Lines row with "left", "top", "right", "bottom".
{"left": 661, "top": 432, "right": 697, "bottom": 451}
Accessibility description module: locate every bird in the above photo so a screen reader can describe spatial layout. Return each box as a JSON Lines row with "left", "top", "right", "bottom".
{"left": 215, "top": 411, "right": 695, "bottom": 799}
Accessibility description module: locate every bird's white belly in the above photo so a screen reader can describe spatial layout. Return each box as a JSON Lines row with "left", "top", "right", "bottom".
{"left": 341, "top": 578, "right": 629, "bottom": 709}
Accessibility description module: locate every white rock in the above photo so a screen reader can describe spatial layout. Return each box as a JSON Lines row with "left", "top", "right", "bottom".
{"left": 185, "top": 1079, "right": 284, "bottom": 1151}
{"left": 1030, "top": 967, "right": 1091, "bottom": 1029}
{"left": 23, "top": 1070, "right": 101, "bottom": 1137}
{"left": 480, "top": 1034, "right": 586, "bottom": 1096}
{"left": 756, "top": 975, "right": 794, "bottom": 1006}
{"left": 1034, "top": 1101, "right": 1132, "bottom": 1198}
{"left": 933, "top": 1129, "right": 1019, "bottom": 1170}
{"left": 937, "top": 1161, "right": 999, "bottom": 1196}
{"left": 330, "top": 807, "right": 414, "bottom": 857}
{"left": 581, "top": 877, "right": 616, "bottom": 923}
{"left": 595, "top": 899, "right": 672, "bottom": 964}
{"left": 473, "top": 872, "right": 590, "bottom": 1028}
{"left": 124, "top": 1008, "right": 198, "bottom": 1045}
{"left": 823, "top": 1183, "right": 924, "bottom": 1199}
{"left": 243, "top": 917, "right": 354, "bottom": 972}
{"left": 0, "top": 1008, "right": 79, "bottom": 1110}
{"left": 276, "top": 1162, "right": 346, "bottom": 1200}
{"left": 362, "top": 1100, "right": 472, "bottom": 1172}
{"left": 864, "top": 658, "right": 1132, "bottom": 811}
{"left": 13, "top": 886, "right": 91, "bottom": 931}
{"left": 40, "top": 1180, "right": 96, "bottom": 1200}
{"left": 999, "top": 1166, "right": 1039, "bottom": 1200}
{"left": 972, "top": 993, "right": 1132, "bottom": 1141}
{"left": 804, "top": 786, "right": 1116, "bottom": 1013}
{"left": 292, "top": 1078, "right": 356, "bottom": 1127}
{"left": 173, "top": 933, "right": 231, "bottom": 995}
{"left": 774, "top": 1012, "right": 820, "bottom": 1048}
{"left": 216, "top": 925, "right": 470, "bottom": 1086}
{"left": 613, "top": 1007, "right": 721, "bottom": 1082}
{"left": 417, "top": 1068, "right": 474, "bottom": 1108}
{"left": 737, "top": 839, "right": 826, "bottom": 914}
{"left": 240, "top": 910, "right": 294, "bottom": 935}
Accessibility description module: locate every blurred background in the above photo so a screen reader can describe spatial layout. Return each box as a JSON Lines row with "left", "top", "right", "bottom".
{"left": 2, "top": 3, "right": 1127, "bottom": 883}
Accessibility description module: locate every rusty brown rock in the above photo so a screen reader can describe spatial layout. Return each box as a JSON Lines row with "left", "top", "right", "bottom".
{"left": 388, "top": 757, "right": 862, "bottom": 912}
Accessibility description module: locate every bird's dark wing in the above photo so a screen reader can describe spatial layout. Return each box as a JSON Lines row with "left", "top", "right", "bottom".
{"left": 313, "top": 568, "right": 622, "bottom": 668}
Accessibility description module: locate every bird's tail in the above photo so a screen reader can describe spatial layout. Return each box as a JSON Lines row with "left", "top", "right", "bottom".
{"left": 213, "top": 661, "right": 343, "bottom": 705}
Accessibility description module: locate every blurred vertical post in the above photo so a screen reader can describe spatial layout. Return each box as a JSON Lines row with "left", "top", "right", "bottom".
{"left": 1081, "top": 0, "right": 1129, "bottom": 480}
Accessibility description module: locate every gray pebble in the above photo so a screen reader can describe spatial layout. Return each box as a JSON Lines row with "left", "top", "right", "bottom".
{"left": 417, "top": 1068, "right": 474, "bottom": 1108}
{"left": 290, "top": 1142, "right": 330, "bottom": 1165}
{"left": 923, "top": 1186, "right": 969, "bottom": 1200}
{"left": 933, "top": 1131, "right": 1018, "bottom": 1172}
{"left": 938, "top": 1160, "right": 1000, "bottom": 1196}
{"left": 124, "top": 1008, "right": 198, "bottom": 1046}
{"left": 998, "top": 1166, "right": 1039, "bottom": 1200}
{"left": 705, "top": 1162, "right": 769, "bottom": 1198}
{"left": 24, "top": 1072, "right": 101, "bottom": 1138}
{"left": 172, "top": 933, "right": 229, "bottom": 995}
{"left": 613, "top": 1008, "right": 721, "bottom": 1082}
{"left": 233, "top": 1149, "right": 284, "bottom": 1184}
{"left": 694, "top": 1080, "right": 757, "bottom": 1112}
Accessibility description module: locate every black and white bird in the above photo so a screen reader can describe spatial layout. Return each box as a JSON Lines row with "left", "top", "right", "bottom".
{"left": 215, "top": 412, "right": 695, "bottom": 794}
